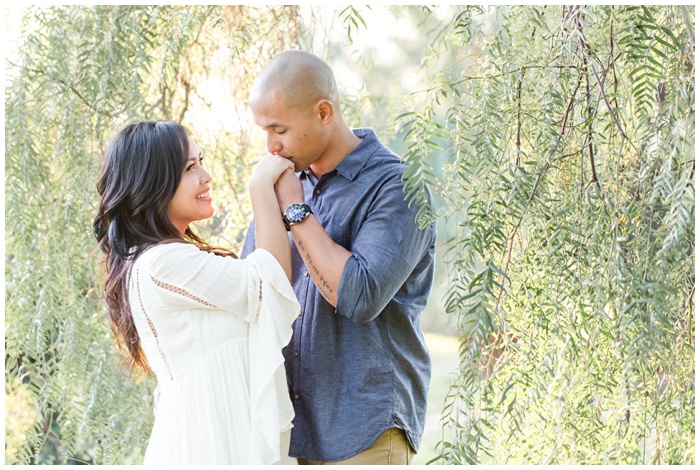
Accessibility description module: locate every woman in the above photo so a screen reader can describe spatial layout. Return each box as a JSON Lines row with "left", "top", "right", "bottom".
{"left": 93, "top": 120, "right": 298, "bottom": 464}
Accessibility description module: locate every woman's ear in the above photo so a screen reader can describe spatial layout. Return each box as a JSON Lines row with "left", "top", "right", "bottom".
{"left": 317, "top": 99, "right": 334, "bottom": 125}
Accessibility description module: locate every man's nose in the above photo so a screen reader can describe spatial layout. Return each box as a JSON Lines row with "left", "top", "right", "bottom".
{"left": 267, "top": 133, "right": 282, "bottom": 155}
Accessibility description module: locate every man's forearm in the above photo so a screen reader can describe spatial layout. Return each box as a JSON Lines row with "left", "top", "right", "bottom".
{"left": 290, "top": 215, "right": 352, "bottom": 307}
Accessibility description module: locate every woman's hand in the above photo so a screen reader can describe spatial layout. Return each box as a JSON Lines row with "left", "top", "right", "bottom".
{"left": 248, "top": 154, "right": 295, "bottom": 282}
{"left": 249, "top": 154, "right": 295, "bottom": 188}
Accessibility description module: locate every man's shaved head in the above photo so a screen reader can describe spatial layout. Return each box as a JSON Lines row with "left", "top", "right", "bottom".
{"left": 250, "top": 50, "right": 339, "bottom": 111}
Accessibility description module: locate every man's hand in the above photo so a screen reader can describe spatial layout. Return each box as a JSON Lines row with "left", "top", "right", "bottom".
{"left": 272, "top": 167, "right": 352, "bottom": 307}
{"left": 274, "top": 168, "right": 305, "bottom": 214}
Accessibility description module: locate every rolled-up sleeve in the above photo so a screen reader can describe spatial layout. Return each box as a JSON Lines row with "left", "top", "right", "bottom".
{"left": 335, "top": 180, "right": 434, "bottom": 323}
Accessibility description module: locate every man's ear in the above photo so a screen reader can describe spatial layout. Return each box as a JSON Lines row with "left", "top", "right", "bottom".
{"left": 317, "top": 99, "right": 334, "bottom": 124}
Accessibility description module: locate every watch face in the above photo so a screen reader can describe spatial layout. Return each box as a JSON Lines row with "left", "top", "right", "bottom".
{"left": 287, "top": 204, "right": 309, "bottom": 223}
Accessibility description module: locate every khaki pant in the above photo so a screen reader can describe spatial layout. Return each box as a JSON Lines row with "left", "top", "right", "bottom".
{"left": 298, "top": 427, "right": 416, "bottom": 465}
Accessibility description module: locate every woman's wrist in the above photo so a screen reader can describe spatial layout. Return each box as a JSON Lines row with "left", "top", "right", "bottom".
{"left": 248, "top": 175, "right": 274, "bottom": 192}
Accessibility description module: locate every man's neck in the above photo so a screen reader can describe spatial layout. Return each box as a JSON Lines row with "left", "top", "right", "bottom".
{"left": 309, "top": 128, "right": 362, "bottom": 179}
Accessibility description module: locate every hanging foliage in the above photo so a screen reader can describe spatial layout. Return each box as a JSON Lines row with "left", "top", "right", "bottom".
{"left": 5, "top": 4, "right": 694, "bottom": 466}
{"left": 397, "top": 5, "right": 694, "bottom": 464}
{"left": 5, "top": 5, "right": 301, "bottom": 463}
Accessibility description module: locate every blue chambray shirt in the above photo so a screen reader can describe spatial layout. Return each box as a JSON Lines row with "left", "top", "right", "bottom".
{"left": 241, "top": 128, "right": 435, "bottom": 462}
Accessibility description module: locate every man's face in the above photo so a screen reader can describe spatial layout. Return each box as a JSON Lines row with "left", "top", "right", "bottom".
{"left": 250, "top": 88, "right": 325, "bottom": 172}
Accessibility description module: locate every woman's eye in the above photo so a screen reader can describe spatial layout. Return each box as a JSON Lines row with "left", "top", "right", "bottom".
{"left": 186, "top": 157, "right": 203, "bottom": 172}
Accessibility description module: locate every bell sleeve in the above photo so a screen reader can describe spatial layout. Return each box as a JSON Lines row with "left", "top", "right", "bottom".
{"left": 244, "top": 248, "right": 299, "bottom": 465}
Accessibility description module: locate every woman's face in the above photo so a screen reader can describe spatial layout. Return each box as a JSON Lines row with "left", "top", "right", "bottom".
{"left": 166, "top": 136, "right": 214, "bottom": 235}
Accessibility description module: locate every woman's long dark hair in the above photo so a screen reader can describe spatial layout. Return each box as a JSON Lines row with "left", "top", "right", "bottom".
{"left": 94, "top": 120, "right": 235, "bottom": 373}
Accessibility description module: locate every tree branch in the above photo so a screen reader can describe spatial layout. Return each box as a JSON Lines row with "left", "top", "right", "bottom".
{"left": 497, "top": 70, "right": 584, "bottom": 300}
{"left": 591, "top": 65, "right": 629, "bottom": 141}
{"left": 178, "top": 76, "right": 191, "bottom": 123}
{"left": 574, "top": 8, "right": 603, "bottom": 193}
{"left": 409, "top": 64, "right": 578, "bottom": 96}
{"left": 679, "top": 5, "right": 695, "bottom": 52}
{"left": 515, "top": 67, "right": 524, "bottom": 166}
{"left": 7, "top": 60, "right": 117, "bottom": 119}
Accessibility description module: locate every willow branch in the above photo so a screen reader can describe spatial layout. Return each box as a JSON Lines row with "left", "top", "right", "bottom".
{"left": 178, "top": 77, "right": 191, "bottom": 123}
{"left": 575, "top": 9, "right": 603, "bottom": 193}
{"left": 680, "top": 5, "right": 695, "bottom": 52}
{"left": 410, "top": 64, "right": 578, "bottom": 96}
{"left": 584, "top": 65, "right": 600, "bottom": 190}
{"left": 515, "top": 68, "right": 524, "bottom": 166}
{"left": 8, "top": 60, "right": 117, "bottom": 119}
{"left": 687, "top": 159, "right": 695, "bottom": 189}
{"left": 496, "top": 67, "right": 584, "bottom": 302}
{"left": 591, "top": 65, "right": 629, "bottom": 141}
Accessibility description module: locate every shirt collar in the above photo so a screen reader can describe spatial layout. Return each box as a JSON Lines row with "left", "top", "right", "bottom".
{"left": 302, "top": 128, "right": 379, "bottom": 181}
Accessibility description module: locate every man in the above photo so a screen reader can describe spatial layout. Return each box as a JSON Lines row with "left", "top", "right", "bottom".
{"left": 241, "top": 50, "right": 435, "bottom": 465}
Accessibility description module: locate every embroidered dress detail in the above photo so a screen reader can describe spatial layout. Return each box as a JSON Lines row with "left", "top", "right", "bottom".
{"left": 136, "top": 266, "right": 174, "bottom": 380}
{"left": 151, "top": 275, "right": 219, "bottom": 309}
{"left": 256, "top": 278, "right": 263, "bottom": 322}
{"left": 248, "top": 278, "right": 264, "bottom": 336}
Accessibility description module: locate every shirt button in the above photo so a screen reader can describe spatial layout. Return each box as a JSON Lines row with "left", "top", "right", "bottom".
{"left": 304, "top": 270, "right": 309, "bottom": 277}
{"left": 294, "top": 393, "right": 300, "bottom": 400}
{"left": 294, "top": 350, "right": 299, "bottom": 357}
{"left": 315, "top": 189, "right": 321, "bottom": 195}
{"left": 298, "top": 310, "right": 302, "bottom": 317}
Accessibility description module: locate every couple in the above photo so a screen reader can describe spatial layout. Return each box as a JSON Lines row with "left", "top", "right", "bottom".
{"left": 94, "top": 50, "right": 436, "bottom": 465}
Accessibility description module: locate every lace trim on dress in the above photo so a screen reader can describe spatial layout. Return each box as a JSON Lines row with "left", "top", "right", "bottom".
{"left": 247, "top": 278, "right": 263, "bottom": 336}
{"left": 256, "top": 277, "right": 263, "bottom": 321}
{"left": 150, "top": 275, "right": 219, "bottom": 309}
{"left": 136, "top": 266, "right": 174, "bottom": 380}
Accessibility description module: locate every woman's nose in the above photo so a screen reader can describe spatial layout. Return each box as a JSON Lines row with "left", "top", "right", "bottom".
{"left": 200, "top": 168, "right": 212, "bottom": 183}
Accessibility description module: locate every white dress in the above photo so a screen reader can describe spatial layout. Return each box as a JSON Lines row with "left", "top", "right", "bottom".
{"left": 128, "top": 243, "right": 299, "bottom": 465}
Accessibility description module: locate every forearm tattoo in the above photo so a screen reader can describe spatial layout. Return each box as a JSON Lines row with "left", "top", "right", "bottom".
{"left": 296, "top": 239, "right": 335, "bottom": 303}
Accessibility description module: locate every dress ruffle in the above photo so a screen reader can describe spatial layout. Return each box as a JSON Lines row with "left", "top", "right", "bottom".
{"left": 247, "top": 249, "right": 299, "bottom": 465}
